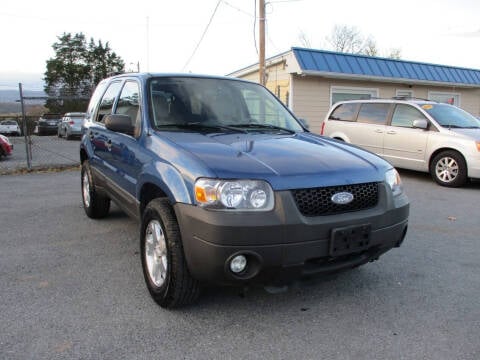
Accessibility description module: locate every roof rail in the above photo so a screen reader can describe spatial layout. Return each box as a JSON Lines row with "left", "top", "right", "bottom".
{"left": 391, "top": 96, "right": 433, "bottom": 101}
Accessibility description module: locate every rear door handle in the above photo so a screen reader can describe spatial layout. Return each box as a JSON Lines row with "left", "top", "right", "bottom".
{"left": 374, "top": 129, "right": 383, "bottom": 133}
{"left": 88, "top": 131, "right": 95, "bottom": 140}
{"left": 106, "top": 139, "right": 112, "bottom": 151}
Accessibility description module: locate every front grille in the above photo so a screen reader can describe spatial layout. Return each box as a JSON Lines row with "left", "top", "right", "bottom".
{"left": 292, "top": 182, "right": 379, "bottom": 216}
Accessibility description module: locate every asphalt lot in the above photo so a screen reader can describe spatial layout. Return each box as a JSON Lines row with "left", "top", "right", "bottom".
{"left": 0, "top": 169, "right": 479, "bottom": 360}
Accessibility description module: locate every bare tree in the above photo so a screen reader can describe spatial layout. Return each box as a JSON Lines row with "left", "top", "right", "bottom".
{"left": 298, "top": 30, "right": 312, "bottom": 48}
{"left": 325, "top": 24, "right": 402, "bottom": 59}
{"left": 326, "top": 25, "right": 364, "bottom": 53}
{"left": 363, "top": 37, "right": 379, "bottom": 56}
{"left": 387, "top": 48, "right": 402, "bottom": 59}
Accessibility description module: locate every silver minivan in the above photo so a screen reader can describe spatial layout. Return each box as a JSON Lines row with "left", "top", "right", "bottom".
{"left": 322, "top": 99, "right": 480, "bottom": 187}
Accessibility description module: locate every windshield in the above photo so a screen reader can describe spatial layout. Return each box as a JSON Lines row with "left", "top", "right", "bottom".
{"left": 421, "top": 103, "right": 480, "bottom": 129}
{"left": 148, "top": 77, "right": 303, "bottom": 133}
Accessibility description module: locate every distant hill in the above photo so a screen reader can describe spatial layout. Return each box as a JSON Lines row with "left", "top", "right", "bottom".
{"left": 0, "top": 89, "right": 46, "bottom": 103}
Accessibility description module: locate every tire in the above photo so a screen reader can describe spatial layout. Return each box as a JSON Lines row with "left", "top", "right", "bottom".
{"left": 81, "top": 161, "right": 111, "bottom": 218}
{"left": 140, "top": 198, "right": 200, "bottom": 308}
{"left": 430, "top": 150, "right": 467, "bottom": 187}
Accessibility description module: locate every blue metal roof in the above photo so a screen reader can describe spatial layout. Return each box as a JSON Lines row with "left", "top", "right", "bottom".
{"left": 292, "top": 47, "right": 480, "bottom": 86}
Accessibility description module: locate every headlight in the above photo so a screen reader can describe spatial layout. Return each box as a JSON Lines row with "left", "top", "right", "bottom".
{"left": 195, "top": 178, "right": 274, "bottom": 211}
{"left": 385, "top": 168, "right": 403, "bottom": 196}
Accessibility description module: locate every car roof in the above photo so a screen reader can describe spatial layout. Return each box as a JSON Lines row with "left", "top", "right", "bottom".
{"left": 103, "top": 72, "right": 255, "bottom": 85}
{"left": 64, "top": 112, "right": 86, "bottom": 116}
{"left": 333, "top": 98, "right": 438, "bottom": 106}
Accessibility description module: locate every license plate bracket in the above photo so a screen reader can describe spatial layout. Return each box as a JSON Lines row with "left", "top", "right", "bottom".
{"left": 330, "top": 224, "right": 371, "bottom": 256}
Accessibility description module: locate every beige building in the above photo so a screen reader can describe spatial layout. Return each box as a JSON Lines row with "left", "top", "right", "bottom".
{"left": 229, "top": 48, "right": 480, "bottom": 134}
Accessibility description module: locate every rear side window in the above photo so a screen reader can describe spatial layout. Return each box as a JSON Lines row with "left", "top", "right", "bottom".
{"left": 357, "top": 103, "right": 390, "bottom": 125}
{"left": 391, "top": 104, "right": 426, "bottom": 128}
{"left": 328, "top": 103, "right": 359, "bottom": 121}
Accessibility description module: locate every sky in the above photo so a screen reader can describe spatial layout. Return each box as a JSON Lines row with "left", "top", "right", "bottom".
{"left": 0, "top": 0, "right": 479, "bottom": 90}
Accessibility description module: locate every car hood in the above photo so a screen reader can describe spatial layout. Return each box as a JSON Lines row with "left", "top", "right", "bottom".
{"left": 449, "top": 128, "right": 480, "bottom": 141}
{"left": 159, "top": 131, "right": 390, "bottom": 190}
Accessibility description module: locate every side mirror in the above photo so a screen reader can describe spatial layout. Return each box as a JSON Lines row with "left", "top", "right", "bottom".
{"left": 104, "top": 114, "right": 134, "bottom": 136}
{"left": 412, "top": 119, "right": 428, "bottom": 130}
{"left": 298, "top": 118, "right": 310, "bottom": 130}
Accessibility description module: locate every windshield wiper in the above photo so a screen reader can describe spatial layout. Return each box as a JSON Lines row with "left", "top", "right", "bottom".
{"left": 156, "top": 123, "right": 248, "bottom": 134}
{"left": 229, "top": 123, "right": 295, "bottom": 134}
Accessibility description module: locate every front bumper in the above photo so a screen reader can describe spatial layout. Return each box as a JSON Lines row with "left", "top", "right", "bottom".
{"left": 175, "top": 183, "right": 409, "bottom": 286}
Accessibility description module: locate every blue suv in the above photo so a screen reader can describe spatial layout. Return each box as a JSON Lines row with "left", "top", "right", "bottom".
{"left": 80, "top": 73, "right": 409, "bottom": 308}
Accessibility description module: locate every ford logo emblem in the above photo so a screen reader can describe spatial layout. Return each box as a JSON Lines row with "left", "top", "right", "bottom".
{"left": 331, "top": 192, "right": 354, "bottom": 205}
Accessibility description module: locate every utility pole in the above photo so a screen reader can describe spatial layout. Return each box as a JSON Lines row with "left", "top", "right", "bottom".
{"left": 259, "top": 0, "right": 266, "bottom": 85}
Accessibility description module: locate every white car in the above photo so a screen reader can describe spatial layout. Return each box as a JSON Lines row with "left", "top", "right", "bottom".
{"left": 321, "top": 99, "right": 480, "bottom": 187}
{"left": 0, "top": 120, "right": 21, "bottom": 136}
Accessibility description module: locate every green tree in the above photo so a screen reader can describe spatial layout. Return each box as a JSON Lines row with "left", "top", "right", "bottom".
{"left": 44, "top": 32, "right": 125, "bottom": 113}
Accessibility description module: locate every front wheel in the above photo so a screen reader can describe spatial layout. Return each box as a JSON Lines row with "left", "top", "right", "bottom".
{"left": 81, "top": 161, "right": 110, "bottom": 218}
{"left": 140, "top": 198, "right": 200, "bottom": 308}
{"left": 430, "top": 150, "right": 467, "bottom": 187}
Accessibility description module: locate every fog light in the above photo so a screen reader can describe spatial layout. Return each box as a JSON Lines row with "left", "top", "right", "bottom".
{"left": 230, "top": 255, "right": 247, "bottom": 273}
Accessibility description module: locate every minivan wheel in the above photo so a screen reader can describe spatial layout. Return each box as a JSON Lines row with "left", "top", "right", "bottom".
{"left": 81, "top": 161, "right": 110, "bottom": 218}
{"left": 430, "top": 150, "right": 467, "bottom": 187}
{"left": 140, "top": 198, "right": 200, "bottom": 308}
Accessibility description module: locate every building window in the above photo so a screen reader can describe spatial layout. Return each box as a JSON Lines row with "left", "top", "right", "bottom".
{"left": 331, "top": 86, "right": 378, "bottom": 105}
{"left": 428, "top": 91, "right": 460, "bottom": 106}
{"left": 396, "top": 89, "right": 414, "bottom": 98}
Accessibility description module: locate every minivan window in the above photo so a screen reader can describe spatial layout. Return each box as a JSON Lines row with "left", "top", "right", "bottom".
{"left": 329, "top": 103, "right": 359, "bottom": 121}
{"left": 357, "top": 103, "right": 390, "bottom": 125}
{"left": 391, "top": 104, "right": 427, "bottom": 128}
{"left": 421, "top": 104, "right": 480, "bottom": 129}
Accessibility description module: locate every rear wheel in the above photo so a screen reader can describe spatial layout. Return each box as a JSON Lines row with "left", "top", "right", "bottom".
{"left": 430, "top": 150, "right": 467, "bottom": 187}
{"left": 140, "top": 198, "right": 200, "bottom": 308}
{"left": 81, "top": 161, "right": 110, "bottom": 218}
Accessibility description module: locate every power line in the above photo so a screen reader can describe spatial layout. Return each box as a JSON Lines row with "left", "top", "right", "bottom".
{"left": 221, "top": 0, "right": 254, "bottom": 17}
{"left": 181, "top": 0, "right": 222, "bottom": 72}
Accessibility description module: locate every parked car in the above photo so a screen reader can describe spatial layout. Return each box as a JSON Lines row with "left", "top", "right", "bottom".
{"left": 37, "top": 113, "right": 63, "bottom": 135}
{"left": 80, "top": 73, "right": 409, "bottom": 308}
{"left": 322, "top": 99, "right": 480, "bottom": 187}
{"left": 0, "top": 119, "right": 21, "bottom": 136}
{"left": 58, "top": 112, "right": 85, "bottom": 139}
{"left": 0, "top": 134, "right": 13, "bottom": 158}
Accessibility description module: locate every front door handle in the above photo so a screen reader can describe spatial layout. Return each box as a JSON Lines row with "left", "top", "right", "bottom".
{"left": 386, "top": 130, "right": 397, "bottom": 135}
{"left": 106, "top": 139, "right": 112, "bottom": 151}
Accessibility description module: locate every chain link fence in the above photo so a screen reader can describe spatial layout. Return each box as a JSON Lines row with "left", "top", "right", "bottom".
{"left": 0, "top": 83, "right": 93, "bottom": 174}
{"left": 1, "top": 111, "right": 82, "bottom": 174}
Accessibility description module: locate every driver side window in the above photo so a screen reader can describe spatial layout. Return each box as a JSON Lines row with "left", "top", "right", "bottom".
{"left": 96, "top": 81, "right": 122, "bottom": 123}
{"left": 391, "top": 104, "right": 427, "bottom": 128}
{"left": 116, "top": 81, "right": 142, "bottom": 137}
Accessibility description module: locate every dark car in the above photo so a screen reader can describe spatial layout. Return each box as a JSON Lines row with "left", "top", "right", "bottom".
{"left": 80, "top": 73, "right": 409, "bottom": 308}
{"left": 37, "top": 113, "right": 63, "bottom": 135}
{"left": 0, "top": 134, "right": 13, "bottom": 158}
